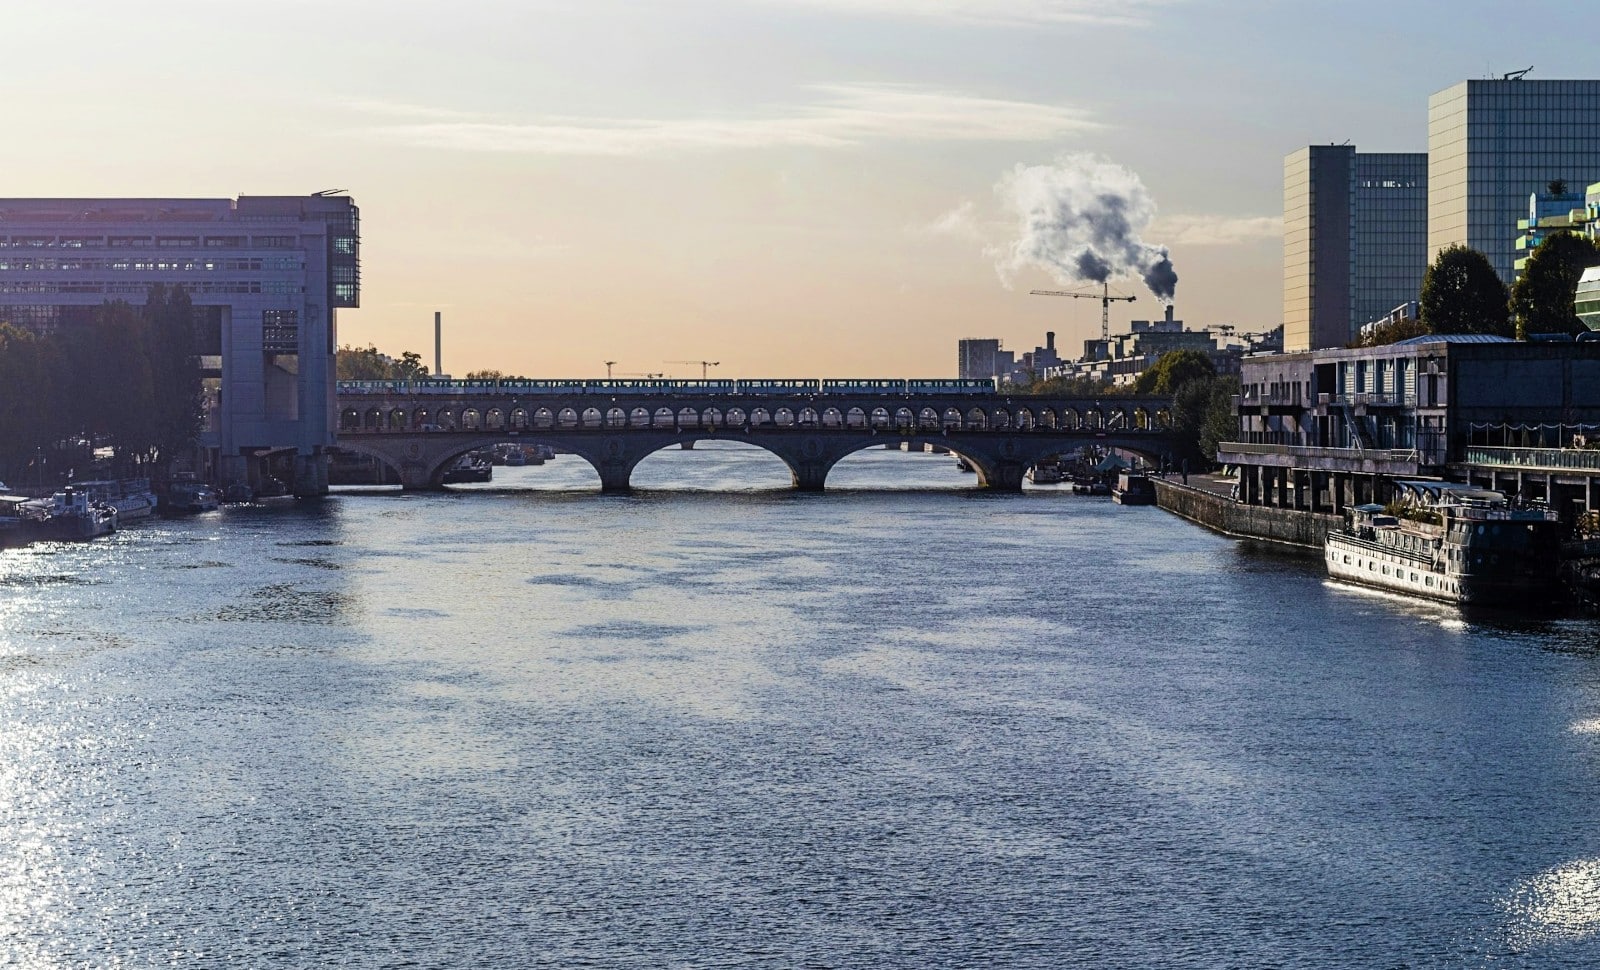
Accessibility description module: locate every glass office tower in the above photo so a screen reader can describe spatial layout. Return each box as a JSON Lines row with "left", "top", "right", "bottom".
{"left": 1284, "top": 146, "right": 1426, "bottom": 351}
{"left": 1428, "top": 79, "right": 1600, "bottom": 285}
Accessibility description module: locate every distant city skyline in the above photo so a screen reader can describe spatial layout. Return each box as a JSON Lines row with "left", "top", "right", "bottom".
{"left": 7, "top": 1, "right": 1600, "bottom": 376}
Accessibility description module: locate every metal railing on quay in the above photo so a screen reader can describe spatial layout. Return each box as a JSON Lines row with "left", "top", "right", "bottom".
{"left": 1464, "top": 447, "right": 1600, "bottom": 471}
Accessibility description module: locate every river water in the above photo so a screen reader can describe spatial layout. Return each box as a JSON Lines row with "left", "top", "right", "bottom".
{"left": 3, "top": 443, "right": 1600, "bottom": 968}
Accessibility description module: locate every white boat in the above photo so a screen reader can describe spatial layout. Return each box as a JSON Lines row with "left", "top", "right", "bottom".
{"left": 1325, "top": 481, "right": 1562, "bottom": 607}
{"left": 76, "top": 479, "right": 159, "bottom": 522}
{"left": 1026, "top": 460, "right": 1063, "bottom": 484}
{"left": 19, "top": 486, "right": 118, "bottom": 541}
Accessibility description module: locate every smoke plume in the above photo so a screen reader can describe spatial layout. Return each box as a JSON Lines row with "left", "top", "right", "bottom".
{"left": 994, "top": 153, "right": 1177, "bottom": 302}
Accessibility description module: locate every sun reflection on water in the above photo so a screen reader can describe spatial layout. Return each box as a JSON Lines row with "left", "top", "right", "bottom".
{"left": 1505, "top": 858, "right": 1600, "bottom": 947}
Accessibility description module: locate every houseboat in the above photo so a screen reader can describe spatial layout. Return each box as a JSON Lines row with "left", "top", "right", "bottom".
{"left": 1026, "top": 460, "right": 1063, "bottom": 485}
{"left": 1325, "top": 481, "right": 1562, "bottom": 607}
{"left": 76, "top": 479, "right": 159, "bottom": 523}
{"left": 20, "top": 486, "right": 118, "bottom": 541}
{"left": 1112, "top": 471, "right": 1156, "bottom": 505}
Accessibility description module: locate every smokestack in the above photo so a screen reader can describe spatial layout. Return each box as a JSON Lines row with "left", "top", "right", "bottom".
{"left": 434, "top": 311, "right": 442, "bottom": 378}
{"left": 1046, "top": 331, "right": 1055, "bottom": 352}
{"left": 1165, "top": 304, "right": 1174, "bottom": 325}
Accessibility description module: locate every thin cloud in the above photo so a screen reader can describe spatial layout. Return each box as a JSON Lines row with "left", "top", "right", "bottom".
{"left": 338, "top": 97, "right": 483, "bottom": 122}
{"left": 1154, "top": 214, "right": 1282, "bottom": 246}
{"left": 758, "top": 0, "right": 1176, "bottom": 27}
{"left": 362, "top": 84, "right": 1099, "bottom": 156}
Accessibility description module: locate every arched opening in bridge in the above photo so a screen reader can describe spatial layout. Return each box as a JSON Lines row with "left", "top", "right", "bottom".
{"left": 629, "top": 440, "right": 794, "bottom": 492}
{"left": 606, "top": 408, "right": 627, "bottom": 428}
{"left": 828, "top": 441, "right": 979, "bottom": 492}
{"left": 441, "top": 440, "right": 602, "bottom": 492}
{"left": 582, "top": 407, "right": 603, "bottom": 428}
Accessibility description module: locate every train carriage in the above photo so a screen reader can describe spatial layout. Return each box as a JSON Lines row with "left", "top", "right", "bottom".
{"left": 820, "top": 379, "right": 907, "bottom": 395}
{"left": 736, "top": 379, "right": 822, "bottom": 395}
{"left": 906, "top": 378, "right": 996, "bottom": 396}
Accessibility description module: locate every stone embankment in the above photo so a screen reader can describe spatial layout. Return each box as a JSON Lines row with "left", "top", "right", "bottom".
{"left": 1151, "top": 477, "right": 1339, "bottom": 550}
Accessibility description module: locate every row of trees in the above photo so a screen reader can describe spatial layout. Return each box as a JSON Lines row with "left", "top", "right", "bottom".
{"left": 0, "top": 285, "right": 203, "bottom": 485}
{"left": 1362, "top": 232, "right": 1600, "bottom": 345}
{"left": 1019, "top": 349, "right": 1237, "bottom": 466}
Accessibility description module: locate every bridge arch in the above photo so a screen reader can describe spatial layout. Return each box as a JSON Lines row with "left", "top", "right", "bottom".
{"left": 534, "top": 407, "right": 554, "bottom": 429}
{"left": 606, "top": 407, "right": 626, "bottom": 428}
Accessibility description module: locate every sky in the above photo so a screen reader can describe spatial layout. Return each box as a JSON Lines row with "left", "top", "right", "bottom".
{"left": 7, "top": 0, "right": 1600, "bottom": 378}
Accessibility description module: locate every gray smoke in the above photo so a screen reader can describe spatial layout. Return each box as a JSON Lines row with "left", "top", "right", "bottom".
{"left": 995, "top": 153, "right": 1177, "bottom": 302}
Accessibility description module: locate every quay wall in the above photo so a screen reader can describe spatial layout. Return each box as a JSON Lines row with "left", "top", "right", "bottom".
{"left": 1152, "top": 478, "right": 1339, "bottom": 550}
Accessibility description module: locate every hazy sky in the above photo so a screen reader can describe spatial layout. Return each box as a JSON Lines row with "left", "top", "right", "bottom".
{"left": 10, "top": 1, "right": 1599, "bottom": 377}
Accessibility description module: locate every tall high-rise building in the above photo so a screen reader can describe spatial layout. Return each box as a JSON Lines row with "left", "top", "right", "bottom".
{"left": 0, "top": 194, "right": 359, "bottom": 490}
{"left": 1428, "top": 78, "right": 1600, "bottom": 284}
{"left": 1283, "top": 146, "right": 1427, "bottom": 351}
{"left": 957, "top": 338, "right": 1004, "bottom": 380}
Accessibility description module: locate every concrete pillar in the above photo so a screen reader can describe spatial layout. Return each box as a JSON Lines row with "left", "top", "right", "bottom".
{"left": 598, "top": 461, "right": 632, "bottom": 494}
{"left": 292, "top": 452, "right": 329, "bottom": 497}
{"left": 791, "top": 462, "right": 829, "bottom": 492}
{"left": 978, "top": 460, "right": 1027, "bottom": 492}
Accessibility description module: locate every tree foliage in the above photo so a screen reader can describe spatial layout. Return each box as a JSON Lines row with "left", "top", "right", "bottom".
{"left": 1509, "top": 231, "right": 1600, "bottom": 338}
{"left": 337, "top": 344, "right": 429, "bottom": 381}
{"left": 0, "top": 287, "right": 205, "bottom": 484}
{"left": 1133, "top": 349, "right": 1216, "bottom": 395}
{"left": 1016, "top": 373, "right": 1133, "bottom": 397}
{"left": 1419, "top": 244, "right": 1511, "bottom": 337}
{"left": 1350, "top": 316, "right": 1429, "bottom": 348}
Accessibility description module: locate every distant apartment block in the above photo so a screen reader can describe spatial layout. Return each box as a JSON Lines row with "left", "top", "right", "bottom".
{"left": 1283, "top": 146, "right": 1427, "bottom": 351}
{"left": 0, "top": 194, "right": 359, "bottom": 489}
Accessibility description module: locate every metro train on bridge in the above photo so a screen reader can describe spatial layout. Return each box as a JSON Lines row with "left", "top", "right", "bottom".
{"left": 336, "top": 378, "right": 1000, "bottom": 397}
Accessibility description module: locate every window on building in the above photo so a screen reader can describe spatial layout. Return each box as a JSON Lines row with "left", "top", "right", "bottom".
{"left": 263, "top": 309, "right": 299, "bottom": 355}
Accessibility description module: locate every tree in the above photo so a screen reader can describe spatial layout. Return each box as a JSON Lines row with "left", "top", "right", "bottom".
{"left": 143, "top": 284, "right": 204, "bottom": 467}
{"left": 1134, "top": 350, "right": 1216, "bottom": 395}
{"left": 1419, "top": 244, "right": 1511, "bottom": 337}
{"left": 1509, "top": 231, "right": 1600, "bottom": 338}
{"left": 1351, "top": 316, "right": 1429, "bottom": 347}
{"left": 1199, "top": 376, "right": 1241, "bottom": 462}
{"left": 337, "top": 344, "right": 430, "bottom": 381}
{"left": 464, "top": 369, "right": 504, "bottom": 380}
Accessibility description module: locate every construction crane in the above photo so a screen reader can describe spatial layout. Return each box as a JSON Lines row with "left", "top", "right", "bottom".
{"left": 668, "top": 360, "right": 721, "bottom": 379}
{"left": 1030, "top": 283, "right": 1135, "bottom": 343}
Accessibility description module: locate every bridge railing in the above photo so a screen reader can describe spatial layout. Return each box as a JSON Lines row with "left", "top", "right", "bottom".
{"left": 336, "top": 378, "right": 1003, "bottom": 397}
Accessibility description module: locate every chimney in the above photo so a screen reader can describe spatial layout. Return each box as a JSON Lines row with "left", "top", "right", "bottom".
{"left": 434, "top": 311, "right": 442, "bottom": 378}
{"left": 1164, "top": 304, "right": 1174, "bottom": 326}
{"left": 1046, "top": 331, "right": 1055, "bottom": 352}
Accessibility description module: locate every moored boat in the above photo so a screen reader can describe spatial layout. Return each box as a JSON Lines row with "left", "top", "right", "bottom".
{"left": 20, "top": 486, "right": 118, "bottom": 541}
{"left": 1112, "top": 471, "right": 1155, "bottom": 505}
{"left": 1325, "top": 481, "right": 1562, "bottom": 607}
{"left": 165, "top": 481, "right": 221, "bottom": 514}
{"left": 76, "top": 479, "right": 159, "bottom": 523}
{"left": 1026, "top": 460, "right": 1064, "bottom": 485}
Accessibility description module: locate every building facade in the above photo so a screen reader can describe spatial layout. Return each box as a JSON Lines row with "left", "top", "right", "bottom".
{"left": 0, "top": 194, "right": 359, "bottom": 492}
{"left": 1429, "top": 78, "right": 1600, "bottom": 285}
{"left": 1284, "top": 146, "right": 1427, "bottom": 351}
{"left": 1219, "top": 336, "right": 1600, "bottom": 518}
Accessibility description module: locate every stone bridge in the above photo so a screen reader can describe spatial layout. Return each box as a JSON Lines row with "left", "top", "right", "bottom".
{"left": 334, "top": 390, "right": 1176, "bottom": 492}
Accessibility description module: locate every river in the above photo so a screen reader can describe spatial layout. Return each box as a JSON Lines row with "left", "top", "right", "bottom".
{"left": 3, "top": 443, "right": 1599, "bottom": 968}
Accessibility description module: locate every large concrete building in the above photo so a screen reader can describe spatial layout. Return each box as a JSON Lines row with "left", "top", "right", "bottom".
{"left": 0, "top": 194, "right": 359, "bottom": 492}
{"left": 1429, "top": 78, "right": 1600, "bottom": 285}
{"left": 1283, "top": 146, "right": 1428, "bottom": 351}
{"left": 1219, "top": 335, "right": 1600, "bottom": 518}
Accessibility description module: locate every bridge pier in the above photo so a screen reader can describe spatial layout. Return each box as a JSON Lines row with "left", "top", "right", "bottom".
{"left": 598, "top": 462, "right": 633, "bottom": 494}
{"left": 977, "top": 461, "right": 1027, "bottom": 493}
{"left": 791, "top": 462, "right": 830, "bottom": 492}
